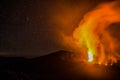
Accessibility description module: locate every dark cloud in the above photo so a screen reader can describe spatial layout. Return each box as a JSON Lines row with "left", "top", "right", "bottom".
{"left": 0, "top": 0, "right": 116, "bottom": 57}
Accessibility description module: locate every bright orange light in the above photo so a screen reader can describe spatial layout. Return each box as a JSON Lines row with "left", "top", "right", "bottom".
{"left": 73, "top": 1, "right": 120, "bottom": 65}
{"left": 88, "top": 51, "right": 93, "bottom": 62}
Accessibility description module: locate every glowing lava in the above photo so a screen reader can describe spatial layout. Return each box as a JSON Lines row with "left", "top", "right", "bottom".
{"left": 73, "top": 1, "right": 120, "bottom": 65}
{"left": 88, "top": 51, "right": 93, "bottom": 62}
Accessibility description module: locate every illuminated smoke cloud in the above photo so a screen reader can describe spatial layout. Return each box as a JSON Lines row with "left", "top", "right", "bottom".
{"left": 73, "top": 1, "right": 120, "bottom": 65}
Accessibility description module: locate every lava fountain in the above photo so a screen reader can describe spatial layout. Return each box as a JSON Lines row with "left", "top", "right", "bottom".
{"left": 73, "top": 1, "right": 120, "bottom": 65}
{"left": 88, "top": 51, "right": 93, "bottom": 62}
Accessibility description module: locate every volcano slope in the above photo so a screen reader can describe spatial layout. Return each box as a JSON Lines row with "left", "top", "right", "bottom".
{"left": 0, "top": 51, "right": 120, "bottom": 80}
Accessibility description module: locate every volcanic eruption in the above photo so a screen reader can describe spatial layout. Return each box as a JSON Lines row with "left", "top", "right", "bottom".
{"left": 73, "top": 1, "right": 120, "bottom": 65}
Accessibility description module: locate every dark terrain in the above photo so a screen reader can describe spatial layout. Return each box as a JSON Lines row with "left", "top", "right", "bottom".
{"left": 0, "top": 51, "right": 120, "bottom": 80}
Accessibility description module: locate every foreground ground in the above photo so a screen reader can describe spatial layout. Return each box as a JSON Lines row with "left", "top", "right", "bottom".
{"left": 0, "top": 51, "right": 120, "bottom": 80}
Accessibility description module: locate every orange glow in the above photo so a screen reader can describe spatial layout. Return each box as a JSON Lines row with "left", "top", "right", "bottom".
{"left": 73, "top": 1, "right": 120, "bottom": 65}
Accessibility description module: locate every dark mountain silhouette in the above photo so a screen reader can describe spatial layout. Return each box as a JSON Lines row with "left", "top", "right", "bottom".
{"left": 0, "top": 50, "right": 120, "bottom": 80}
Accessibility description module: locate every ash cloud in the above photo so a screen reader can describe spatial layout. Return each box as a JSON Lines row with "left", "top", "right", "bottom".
{"left": 0, "top": 0, "right": 117, "bottom": 57}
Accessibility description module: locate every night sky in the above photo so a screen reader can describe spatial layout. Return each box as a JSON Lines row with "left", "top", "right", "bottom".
{"left": 0, "top": 0, "right": 117, "bottom": 57}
